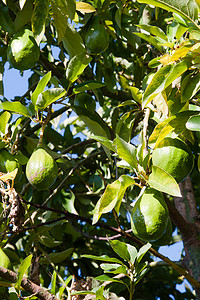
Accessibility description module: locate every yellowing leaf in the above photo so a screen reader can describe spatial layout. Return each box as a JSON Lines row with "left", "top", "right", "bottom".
{"left": 76, "top": 2, "right": 96, "bottom": 13}
{"left": 0, "top": 168, "right": 18, "bottom": 182}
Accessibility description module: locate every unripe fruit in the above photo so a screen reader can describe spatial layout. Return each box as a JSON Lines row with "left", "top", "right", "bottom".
{"left": 131, "top": 188, "right": 169, "bottom": 242}
{"left": 85, "top": 17, "right": 109, "bottom": 54}
{"left": 152, "top": 138, "right": 194, "bottom": 183}
{"left": 26, "top": 148, "right": 58, "bottom": 190}
{"left": 7, "top": 27, "right": 40, "bottom": 70}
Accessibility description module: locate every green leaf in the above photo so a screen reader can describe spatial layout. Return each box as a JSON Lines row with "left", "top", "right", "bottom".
{"left": 0, "top": 101, "right": 32, "bottom": 117}
{"left": 31, "top": 0, "right": 49, "bottom": 44}
{"left": 76, "top": 2, "right": 96, "bottom": 13}
{"left": 39, "top": 248, "right": 74, "bottom": 264}
{"left": 129, "top": 86, "right": 142, "bottom": 104}
{"left": 133, "top": 32, "right": 164, "bottom": 52}
{"left": 114, "top": 135, "right": 138, "bottom": 170}
{"left": 82, "top": 254, "right": 124, "bottom": 265}
{"left": 61, "top": 189, "right": 78, "bottom": 214}
{"left": 137, "top": 0, "right": 198, "bottom": 25}
{"left": 115, "top": 112, "right": 136, "bottom": 142}
{"left": 62, "top": 23, "right": 86, "bottom": 59}
{"left": 35, "top": 88, "right": 66, "bottom": 110}
{"left": 109, "top": 240, "right": 138, "bottom": 265}
{"left": 92, "top": 175, "right": 135, "bottom": 224}
{"left": 0, "top": 111, "right": 11, "bottom": 134}
{"left": 143, "top": 61, "right": 189, "bottom": 108}
{"left": 148, "top": 165, "right": 181, "bottom": 197}
{"left": 91, "top": 135, "right": 115, "bottom": 152}
{"left": 66, "top": 53, "right": 92, "bottom": 87}
{"left": 14, "top": 0, "right": 33, "bottom": 31}
{"left": 100, "top": 263, "right": 127, "bottom": 274}
{"left": 181, "top": 72, "right": 200, "bottom": 102}
{"left": 51, "top": 0, "right": 75, "bottom": 42}
{"left": 186, "top": 114, "right": 200, "bottom": 131}
{"left": 15, "top": 254, "right": 32, "bottom": 289}
{"left": 94, "top": 274, "right": 126, "bottom": 285}
{"left": 31, "top": 71, "right": 51, "bottom": 106}
{"left": 0, "top": 6, "right": 15, "bottom": 35}
{"left": 136, "top": 25, "right": 168, "bottom": 41}
{"left": 51, "top": 270, "right": 57, "bottom": 295}
{"left": 73, "top": 80, "right": 105, "bottom": 93}
{"left": 74, "top": 106, "right": 110, "bottom": 138}
{"left": 38, "top": 233, "right": 62, "bottom": 247}
{"left": 136, "top": 243, "right": 151, "bottom": 263}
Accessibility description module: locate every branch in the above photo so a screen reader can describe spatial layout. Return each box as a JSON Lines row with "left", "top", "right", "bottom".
{"left": 19, "top": 198, "right": 200, "bottom": 290}
{"left": 0, "top": 267, "right": 57, "bottom": 300}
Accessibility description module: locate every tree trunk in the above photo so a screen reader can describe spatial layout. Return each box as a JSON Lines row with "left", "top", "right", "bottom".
{"left": 172, "top": 177, "right": 200, "bottom": 299}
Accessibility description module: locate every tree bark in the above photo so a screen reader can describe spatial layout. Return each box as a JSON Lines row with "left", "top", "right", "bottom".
{"left": 172, "top": 177, "right": 200, "bottom": 298}
{"left": 0, "top": 266, "right": 58, "bottom": 300}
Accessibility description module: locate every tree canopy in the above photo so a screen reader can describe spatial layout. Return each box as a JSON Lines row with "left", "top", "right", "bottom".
{"left": 1, "top": 0, "right": 200, "bottom": 299}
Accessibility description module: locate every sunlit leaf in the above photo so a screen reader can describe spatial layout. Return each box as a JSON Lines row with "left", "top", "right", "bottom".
{"left": 15, "top": 254, "right": 32, "bottom": 290}
{"left": 0, "top": 101, "right": 32, "bottom": 117}
{"left": 186, "top": 114, "right": 200, "bottom": 131}
{"left": 0, "top": 111, "right": 11, "bottom": 134}
{"left": 35, "top": 88, "right": 66, "bottom": 110}
{"left": 62, "top": 23, "right": 85, "bottom": 58}
{"left": 31, "top": 71, "right": 51, "bottom": 106}
{"left": 148, "top": 165, "right": 181, "bottom": 197}
{"left": 0, "top": 168, "right": 18, "bottom": 182}
{"left": 92, "top": 175, "right": 135, "bottom": 224}
{"left": 31, "top": 0, "right": 49, "bottom": 44}
{"left": 76, "top": 2, "right": 96, "bottom": 13}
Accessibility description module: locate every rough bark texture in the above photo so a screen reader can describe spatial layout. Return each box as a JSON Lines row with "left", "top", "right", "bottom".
{"left": 173, "top": 177, "right": 200, "bottom": 298}
{"left": 0, "top": 266, "right": 57, "bottom": 300}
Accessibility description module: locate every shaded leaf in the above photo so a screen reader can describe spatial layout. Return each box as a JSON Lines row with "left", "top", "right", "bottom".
{"left": 109, "top": 240, "right": 138, "bottom": 265}
{"left": 91, "top": 135, "right": 115, "bottom": 152}
{"left": 148, "top": 165, "right": 181, "bottom": 197}
{"left": 82, "top": 254, "right": 124, "bottom": 265}
{"left": 62, "top": 23, "right": 85, "bottom": 58}
{"left": 39, "top": 248, "right": 74, "bottom": 264}
{"left": 136, "top": 243, "right": 151, "bottom": 263}
{"left": 73, "top": 80, "right": 105, "bottom": 94}
{"left": 92, "top": 175, "right": 135, "bottom": 224}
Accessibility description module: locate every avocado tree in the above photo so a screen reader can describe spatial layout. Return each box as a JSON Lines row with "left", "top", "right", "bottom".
{"left": 1, "top": 0, "right": 200, "bottom": 299}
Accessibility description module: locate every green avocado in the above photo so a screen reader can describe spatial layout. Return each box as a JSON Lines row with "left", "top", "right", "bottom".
{"left": 85, "top": 17, "right": 109, "bottom": 54}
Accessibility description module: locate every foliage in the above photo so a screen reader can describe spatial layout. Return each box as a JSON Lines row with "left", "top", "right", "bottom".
{"left": 0, "top": 0, "right": 200, "bottom": 299}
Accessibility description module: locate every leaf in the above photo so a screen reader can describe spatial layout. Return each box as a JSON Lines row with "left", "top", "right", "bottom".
{"left": 115, "top": 112, "right": 136, "bottom": 142}
{"left": 136, "top": 25, "right": 168, "bottom": 41}
{"left": 186, "top": 114, "right": 200, "bottom": 131}
{"left": 61, "top": 189, "right": 78, "bottom": 214}
{"left": 109, "top": 240, "right": 138, "bottom": 265}
{"left": 14, "top": 0, "right": 33, "bottom": 31}
{"left": 133, "top": 32, "right": 164, "bottom": 52}
{"left": 82, "top": 254, "right": 124, "bottom": 265}
{"left": 51, "top": 270, "right": 57, "bottom": 295}
{"left": 51, "top": 0, "right": 75, "bottom": 42}
{"left": 148, "top": 165, "right": 181, "bottom": 197}
{"left": 39, "top": 248, "right": 74, "bottom": 264}
{"left": 114, "top": 135, "right": 138, "bottom": 170}
{"left": 76, "top": 2, "right": 96, "bottom": 13}
{"left": 15, "top": 254, "right": 32, "bottom": 289}
{"left": 62, "top": 23, "right": 85, "bottom": 58}
{"left": 143, "top": 60, "right": 189, "bottom": 108}
{"left": 100, "top": 263, "right": 127, "bottom": 274}
{"left": 92, "top": 175, "right": 135, "bottom": 224}
{"left": 31, "top": 71, "right": 51, "bottom": 106}
{"left": 0, "top": 101, "right": 32, "bottom": 117}
{"left": 94, "top": 274, "right": 126, "bottom": 285}
{"left": 19, "top": 0, "right": 26, "bottom": 9}
{"left": 38, "top": 233, "right": 62, "bottom": 247}
{"left": 73, "top": 80, "right": 105, "bottom": 93}
{"left": 0, "top": 168, "right": 18, "bottom": 182}
{"left": 31, "top": 0, "right": 49, "bottom": 44}
{"left": 0, "top": 111, "right": 11, "bottom": 134}
{"left": 36, "top": 88, "right": 66, "bottom": 110}
{"left": 91, "top": 135, "right": 115, "bottom": 152}
{"left": 136, "top": 243, "right": 151, "bottom": 263}
{"left": 137, "top": 0, "right": 198, "bottom": 25}
{"left": 181, "top": 72, "right": 200, "bottom": 102}
{"left": 66, "top": 53, "right": 92, "bottom": 87}
{"left": 0, "top": 6, "right": 15, "bottom": 35}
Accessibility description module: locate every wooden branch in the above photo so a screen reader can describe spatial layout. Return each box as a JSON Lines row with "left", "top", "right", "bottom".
{"left": 0, "top": 267, "right": 58, "bottom": 300}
